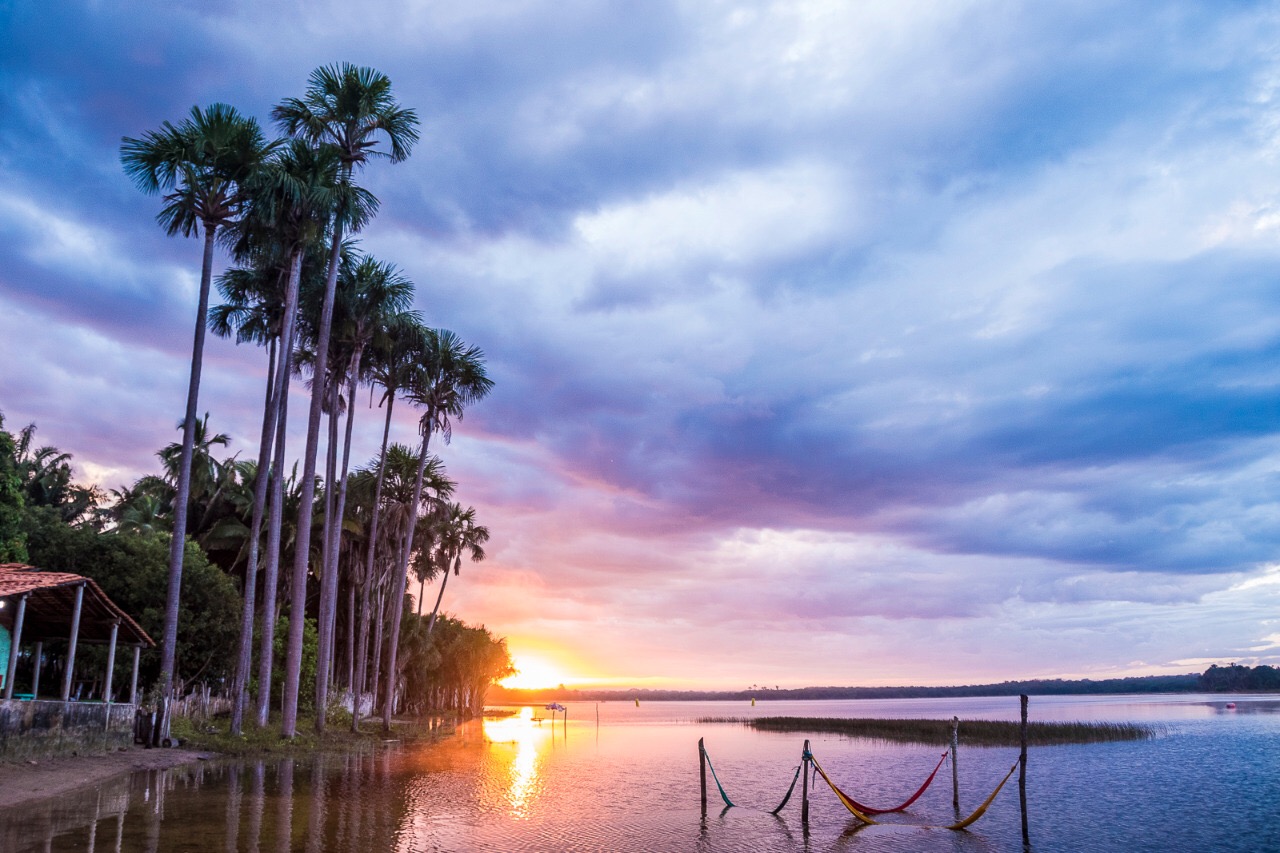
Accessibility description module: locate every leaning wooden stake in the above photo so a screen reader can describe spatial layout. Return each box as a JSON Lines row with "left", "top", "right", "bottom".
{"left": 951, "top": 716, "right": 960, "bottom": 810}
{"left": 699, "top": 737, "right": 708, "bottom": 816}
{"left": 1020, "top": 694, "right": 1029, "bottom": 845}
{"left": 801, "top": 738, "right": 811, "bottom": 825}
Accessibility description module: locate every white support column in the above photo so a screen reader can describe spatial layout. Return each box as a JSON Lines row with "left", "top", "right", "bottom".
{"left": 104, "top": 620, "right": 120, "bottom": 703}
{"left": 31, "top": 641, "right": 42, "bottom": 698}
{"left": 4, "top": 593, "right": 27, "bottom": 700}
{"left": 130, "top": 645, "right": 141, "bottom": 705}
{"left": 61, "top": 583, "right": 85, "bottom": 702}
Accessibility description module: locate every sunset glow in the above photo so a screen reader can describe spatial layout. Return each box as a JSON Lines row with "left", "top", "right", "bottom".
{"left": 501, "top": 654, "right": 574, "bottom": 691}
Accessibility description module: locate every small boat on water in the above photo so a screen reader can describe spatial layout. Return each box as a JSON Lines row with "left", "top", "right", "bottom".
{"left": 1225, "top": 702, "right": 1237, "bottom": 710}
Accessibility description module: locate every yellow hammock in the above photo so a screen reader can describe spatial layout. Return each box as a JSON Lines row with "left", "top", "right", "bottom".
{"left": 811, "top": 756, "right": 1019, "bottom": 831}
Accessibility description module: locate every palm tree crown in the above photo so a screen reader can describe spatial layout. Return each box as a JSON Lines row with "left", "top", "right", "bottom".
{"left": 272, "top": 64, "right": 420, "bottom": 169}
{"left": 122, "top": 103, "right": 274, "bottom": 238}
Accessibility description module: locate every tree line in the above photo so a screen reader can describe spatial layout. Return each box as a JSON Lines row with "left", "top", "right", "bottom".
{"left": 493, "top": 672, "right": 1226, "bottom": 703}
{"left": 0, "top": 409, "right": 512, "bottom": 723}
{"left": 0, "top": 62, "right": 513, "bottom": 735}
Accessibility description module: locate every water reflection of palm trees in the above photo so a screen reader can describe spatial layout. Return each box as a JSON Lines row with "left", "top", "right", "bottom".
{"left": 0, "top": 750, "right": 415, "bottom": 852}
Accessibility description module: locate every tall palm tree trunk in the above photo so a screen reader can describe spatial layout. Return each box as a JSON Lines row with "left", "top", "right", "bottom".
{"left": 351, "top": 393, "right": 395, "bottom": 729}
{"left": 382, "top": 413, "right": 434, "bottom": 730}
{"left": 282, "top": 230, "right": 343, "bottom": 737}
{"left": 159, "top": 223, "right": 219, "bottom": 697}
{"left": 317, "top": 352, "right": 365, "bottom": 726}
{"left": 351, "top": 580, "right": 370, "bottom": 731}
{"left": 314, "top": 377, "right": 342, "bottom": 726}
{"left": 370, "top": 587, "right": 386, "bottom": 712}
{"left": 426, "top": 556, "right": 455, "bottom": 635}
{"left": 345, "top": 580, "right": 356, "bottom": 690}
{"left": 230, "top": 336, "right": 278, "bottom": 734}
{"left": 255, "top": 250, "right": 302, "bottom": 727}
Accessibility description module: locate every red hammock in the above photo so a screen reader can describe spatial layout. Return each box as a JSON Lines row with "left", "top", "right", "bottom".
{"left": 825, "top": 751, "right": 948, "bottom": 815}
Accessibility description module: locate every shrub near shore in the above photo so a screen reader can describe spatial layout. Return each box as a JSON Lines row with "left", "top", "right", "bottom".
{"left": 169, "top": 711, "right": 458, "bottom": 757}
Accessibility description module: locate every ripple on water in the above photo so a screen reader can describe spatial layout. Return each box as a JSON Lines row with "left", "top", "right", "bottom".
{"left": 2, "top": 696, "right": 1278, "bottom": 851}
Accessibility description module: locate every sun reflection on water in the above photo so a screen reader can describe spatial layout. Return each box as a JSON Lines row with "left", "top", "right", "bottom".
{"left": 483, "top": 706, "right": 550, "bottom": 819}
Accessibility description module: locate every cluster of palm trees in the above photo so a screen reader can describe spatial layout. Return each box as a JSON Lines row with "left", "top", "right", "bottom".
{"left": 121, "top": 64, "right": 494, "bottom": 737}
{"left": 9, "top": 423, "right": 103, "bottom": 528}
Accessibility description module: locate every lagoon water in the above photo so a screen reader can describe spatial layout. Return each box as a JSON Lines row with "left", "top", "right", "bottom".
{"left": 1, "top": 694, "right": 1277, "bottom": 851}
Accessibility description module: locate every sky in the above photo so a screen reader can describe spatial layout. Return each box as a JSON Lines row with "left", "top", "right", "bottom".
{"left": 3, "top": 1, "right": 1280, "bottom": 690}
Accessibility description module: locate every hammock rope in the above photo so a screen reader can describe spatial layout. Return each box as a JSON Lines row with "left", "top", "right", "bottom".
{"left": 701, "top": 744, "right": 804, "bottom": 814}
{"left": 769, "top": 764, "right": 803, "bottom": 815}
{"left": 702, "top": 749, "right": 736, "bottom": 808}
{"left": 821, "top": 751, "right": 949, "bottom": 815}
{"left": 944, "top": 762, "right": 1018, "bottom": 831}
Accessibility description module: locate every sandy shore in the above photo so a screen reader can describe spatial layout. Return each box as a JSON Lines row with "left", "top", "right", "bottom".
{"left": 0, "top": 747, "right": 211, "bottom": 810}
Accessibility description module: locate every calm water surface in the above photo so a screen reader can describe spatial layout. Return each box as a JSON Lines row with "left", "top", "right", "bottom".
{"left": 1, "top": 693, "right": 1277, "bottom": 852}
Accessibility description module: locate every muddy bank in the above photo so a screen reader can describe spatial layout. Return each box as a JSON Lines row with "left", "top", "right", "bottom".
{"left": 0, "top": 746, "right": 209, "bottom": 810}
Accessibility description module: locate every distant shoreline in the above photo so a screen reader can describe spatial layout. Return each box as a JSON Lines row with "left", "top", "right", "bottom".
{"left": 493, "top": 672, "right": 1210, "bottom": 703}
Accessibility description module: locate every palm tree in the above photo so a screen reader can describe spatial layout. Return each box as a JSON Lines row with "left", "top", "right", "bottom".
{"left": 272, "top": 64, "right": 419, "bottom": 737}
{"left": 383, "top": 330, "right": 492, "bottom": 730}
{"left": 314, "top": 257, "right": 416, "bottom": 726}
{"left": 227, "top": 141, "right": 342, "bottom": 731}
{"left": 351, "top": 444, "right": 452, "bottom": 728}
{"left": 425, "top": 503, "right": 489, "bottom": 634}
{"left": 157, "top": 413, "right": 232, "bottom": 537}
{"left": 121, "top": 104, "right": 274, "bottom": 697}
{"left": 113, "top": 492, "right": 168, "bottom": 536}
{"left": 12, "top": 424, "right": 104, "bottom": 526}
{"left": 210, "top": 255, "right": 288, "bottom": 730}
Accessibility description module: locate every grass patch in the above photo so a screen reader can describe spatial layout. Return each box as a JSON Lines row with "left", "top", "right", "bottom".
{"left": 698, "top": 716, "right": 1157, "bottom": 746}
{"left": 169, "top": 713, "right": 456, "bottom": 757}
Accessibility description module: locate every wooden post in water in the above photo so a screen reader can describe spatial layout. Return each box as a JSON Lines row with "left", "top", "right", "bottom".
{"left": 801, "top": 738, "right": 811, "bottom": 825}
{"left": 1020, "top": 694, "right": 1029, "bottom": 845}
{"left": 699, "top": 737, "right": 708, "bottom": 816}
{"left": 951, "top": 716, "right": 960, "bottom": 810}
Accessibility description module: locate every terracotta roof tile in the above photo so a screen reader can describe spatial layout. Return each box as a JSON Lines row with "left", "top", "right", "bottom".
{"left": 0, "top": 563, "right": 154, "bottom": 646}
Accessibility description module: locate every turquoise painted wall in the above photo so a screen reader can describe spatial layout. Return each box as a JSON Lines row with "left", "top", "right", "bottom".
{"left": 0, "top": 625, "right": 9, "bottom": 687}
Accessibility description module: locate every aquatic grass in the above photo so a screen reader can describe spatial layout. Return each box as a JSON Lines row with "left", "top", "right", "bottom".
{"left": 697, "top": 716, "right": 1157, "bottom": 745}
{"left": 170, "top": 713, "right": 456, "bottom": 756}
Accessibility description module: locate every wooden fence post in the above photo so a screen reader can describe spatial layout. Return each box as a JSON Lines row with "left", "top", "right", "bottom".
{"left": 699, "top": 737, "right": 707, "bottom": 816}
{"left": 801, "top": 738, "right": 811, "bottom": 825}
{"left": 1020, "top": 694, "right": 1029, "bottom": 845}
{"left": 951, "top": 716, "right": 960, "bottom": 810}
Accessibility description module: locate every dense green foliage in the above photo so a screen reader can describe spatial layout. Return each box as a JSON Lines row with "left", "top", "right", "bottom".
{"left": 0, "top": 414, "right": 27, "bottom": 561}
{"left": 398, "top": 614, "right": 513, "bottom": 715}
{"left": 24, "top": 507, "right": 240, "bottom": 687}
{"left": 2, "top": 410, "right": 508, "bottom": 721}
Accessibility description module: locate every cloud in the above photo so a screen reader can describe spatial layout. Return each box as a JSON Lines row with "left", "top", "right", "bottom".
{"left": 5, "top": 0, "right": 1280, "bottom": 686}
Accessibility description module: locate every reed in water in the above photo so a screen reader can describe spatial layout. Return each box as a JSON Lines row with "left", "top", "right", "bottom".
{"left": 697, "top": 716, "right": 1157, "bottom": 745}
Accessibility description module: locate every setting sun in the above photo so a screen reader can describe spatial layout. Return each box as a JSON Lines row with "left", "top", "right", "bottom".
{"left": 501, "top": 654, "right": 572, "bottom": 690}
